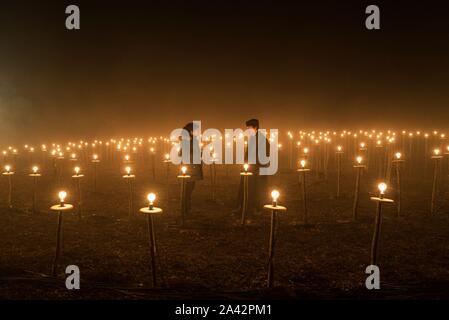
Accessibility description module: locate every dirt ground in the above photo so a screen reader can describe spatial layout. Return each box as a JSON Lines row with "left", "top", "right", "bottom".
{"left": 1, "top": 156, "right": 449, "bottom": 300}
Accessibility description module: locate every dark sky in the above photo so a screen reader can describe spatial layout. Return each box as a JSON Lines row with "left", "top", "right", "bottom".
{"left": 0, "top": 0, "right": 448, "bottom": 143}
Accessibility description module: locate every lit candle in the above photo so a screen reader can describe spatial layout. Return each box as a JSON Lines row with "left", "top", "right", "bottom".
{"left": 147, "top": 193, "right": 156, "bottom": 210}
{"left": 32, "top": 166, "right": 39, "bottom": 174}
{"left": 356, "top": 156, "right": 363, "bottom": 164}
{"left": 58, "top": 191, "right": 67, "bottom": 207}
{"left": 378, "top": 182, "right": 387, "bottom": 199}
{"left": 181, "top": 166, "right": 187, "bottom": 176}
{"left": 125, "top": 166, "right": 132, "bottom": 176}
{"left": 300, "top": 159, "right": 306, "bottom": 168}
{"left": 434, "top": 149, "right": 441, "bottom": 156}
{"left": 74, "top": 166, "right": 80, "bottom": 176}
{"left": 243, "top": 163, "right": 249, "bottom": 172}
{"left": 271, "top": 189, "right": 280, "bottom": 207}
{"left": 395, "top": 152, "right": 402, "bottom": 160}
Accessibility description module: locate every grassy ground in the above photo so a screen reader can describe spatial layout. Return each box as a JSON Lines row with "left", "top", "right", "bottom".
{"left": 0, "top": 157, "right": 448, "bottom": 299}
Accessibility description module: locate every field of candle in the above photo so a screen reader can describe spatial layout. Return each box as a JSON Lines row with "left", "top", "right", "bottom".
{"left": 1, "top": 131, "right": 449, "bottom": 299}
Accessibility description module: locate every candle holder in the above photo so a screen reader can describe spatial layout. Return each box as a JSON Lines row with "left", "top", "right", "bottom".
{"left": 288, "top": 132, "right": 294, "bottom": 170}
{"left": 297, "top": 160, "right": 311, "bottom": 226}
{"left": 91, "top": 155, "right": 100, "bottom": 193}
{"left": 163, "top": 155, "right": 171, "bottom": 202}
{"left": 445, "top": 147, "right": 449, "bottom": 178}
{"left": 240, "top": 164, "right": 253, "bottom": 226}
{"left": 139, "top": 193, "right": 163, "bottom": 287}
{"left": 123, "top": 167, "right": 135, "bottom": 218}
{"left": 50, "top": 191, "right": 74, "bottom": 277}
{"left": 2, "top": 166, "right": 15, "bottom": 209}
{"left": 177, "top": 167, "right": 191, "bottom": 226}
{"left": 352, "top": 157, "right": 365, "bottom": 221}
{"left": 263, "top": 190, "right": 287, "bottom": 288}
{"left": 392, "top": 153, "right": 405, "bottom": 217}
{"left": 369, "top": 183, "right": 394, "bottom": 266}
{"left": 29, "top": 166, "right": 41, "bottom": 214}
{"left": 72, "top": 167, "right": 84, "bottom": 220}
{"left": 431, "top": 151, "right": 443, "bottom": 215}
{"left": 210, "top": 156, "right": 218, "bottom": 202}
{"left": 336, "top": 147, "right": 344, "bottom": 198}
{"left": 150, "top": 148, "right": 156, "bottom": 181}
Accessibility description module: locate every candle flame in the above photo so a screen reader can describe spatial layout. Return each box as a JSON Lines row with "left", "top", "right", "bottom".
{"left": 58, "top": 191, "right": 67, "bottom": 202}
{"left": 378, "top": 182, "right": 387, "bottom": 195}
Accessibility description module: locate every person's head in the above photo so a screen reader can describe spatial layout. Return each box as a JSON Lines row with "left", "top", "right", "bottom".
{"left": 183, "top": 122, "right": 194, "bottom": 135}
{"left": 183, "top": 121, "right": 200, "bottom": 137}
{"left": 245, "top": 118, "right": 259, "bottom": 133}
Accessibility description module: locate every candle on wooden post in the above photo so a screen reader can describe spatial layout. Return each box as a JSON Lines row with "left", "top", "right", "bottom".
{"left": 72, "top": 166, "right": 84, "bottom": 220}
{"left": 139, "top": 193, "right": 162, "bottom": 287}
{"left": 297, "top": 159, "right": 311, "bottom": 225}
{"left": 445, "top": 146, "right": 449, "bottom": 173}
{"left": 288, "top": 132, "right": 293, "bottom": 170}
{"left": 263, "top": 190, "right": 287, "bottom": 288}
{"left": 177, "top": 166, "right": 191, "bottom": 226}
{"left": 210, "top": 152, "right": 218, "bottom": 201}
{"left": 240, "top": 163, "right": 253, "bottom": 225}
{"left": 392, "top": 152, "right": 405, "bottom": 217}
{"left": 336, "top": 145, "right": 343, "bottom": 198}
{"left": 2, "top": 165, "right": 15, "bottom": 208}
{"left": 352, "top": 156, "right": 365, "bottom": 221}
{"left": 91, "top": 154, "right": 100, "bottom": 192}
{"left": 29, "top": 166, "right": 42, "bottom": 214}
{"left": 139, "top": 193, "right": 163, "bottom": 287}
{"left": 163, "top": 153, "right": 171, "bottom": 201}
{"left": 369, "top": 183, "right": 394, "bottom": 266}
{"left": 431, "top": 149, "right": 443, "bottom": 214}
{"left": 50, "top": 191, "right": 74, "bottom": 277}
{"left": 122, "top": 166, "right": 136, "bottom": 218}
{"left": 150, "top": 147, "right": 156, "bottom": 180}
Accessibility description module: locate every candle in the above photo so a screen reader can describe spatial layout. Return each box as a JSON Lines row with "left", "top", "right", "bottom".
{"left": 271, "top": 189, "right": 280, "bottom": 207}
{"left": 378, "top": 182, "right": 387, "bottom": 198}
{"left": 181, "top": 166, "right": 187, "bottom": 175}
{"left": 58, "top": 191, "right": 67, "bottom": 207}
{"left": 147, "top": 193, "right": 156, "bottom": 210}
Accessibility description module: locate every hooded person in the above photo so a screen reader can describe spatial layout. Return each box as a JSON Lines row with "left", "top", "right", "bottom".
{"left": 234, "top": 118, "right": 270, "bottom": 214}
{"left": 180, "top": 122, "right": 203, "bottom": 212}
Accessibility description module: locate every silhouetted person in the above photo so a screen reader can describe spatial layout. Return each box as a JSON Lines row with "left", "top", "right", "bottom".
{"left": 180, "top": 122, "right": 203, "bottom": 212}
{"left": 234, "top": 118, "right": 270, "bottom": 214}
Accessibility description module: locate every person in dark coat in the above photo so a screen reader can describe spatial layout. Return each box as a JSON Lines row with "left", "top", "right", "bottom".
{"left": 180, "top": 122, "right": 203, "bottom": 212}
{"left": 235, "top": 118, "right": 270, "bottom": 214}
